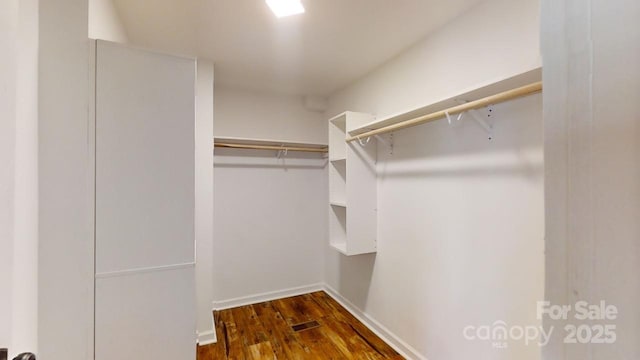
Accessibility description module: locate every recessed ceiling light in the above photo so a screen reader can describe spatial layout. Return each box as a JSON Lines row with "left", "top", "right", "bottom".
{"left": 266, "top": 0, "right": 305, "bottom": 18}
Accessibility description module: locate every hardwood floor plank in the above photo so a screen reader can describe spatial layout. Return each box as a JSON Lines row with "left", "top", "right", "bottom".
{"left": 310, "top": 291, "right": 399, "bottom": 358}
{"left": 247, "top": 341, "right": 277, "bottom": 360}
{"left": 271, "top": 295, "right": 316, "bottom": 326}
{"left": 197, "top": 291, "right": 403, "bottom": 360}
{"left": 219, "top": 308, "right": 246, "bottom": 360}
{"left": 297, "top": 293, "right": 328, "bottom": 320}
{"left": 196, "top": 343, "right": 211, "bottom": 360}
{"left": 294, "top": 325, "right": 351, "bottom": 359}
{"left": 231, "top": 305, "right": 268, "bottom": 346}
{"left": 211, "top": 311, "right": 228, "bottom": 359}
{"left": 316, "top": 316, "right": 383, "bottom": 359}
{"left": 254, "top": 301, "right": 311, "bottom": 359}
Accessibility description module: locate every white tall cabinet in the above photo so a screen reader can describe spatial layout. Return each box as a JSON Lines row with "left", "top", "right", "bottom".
{"left": 94, "top": 41, "right": 196, "bottom": 360}
{"left": 328, "top": 112, "right": 378, "bottom": 256}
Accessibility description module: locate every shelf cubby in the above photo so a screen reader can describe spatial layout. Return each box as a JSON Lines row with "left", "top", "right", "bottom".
{"left": 327, "top": 111, "right": 377, "bottom": 256}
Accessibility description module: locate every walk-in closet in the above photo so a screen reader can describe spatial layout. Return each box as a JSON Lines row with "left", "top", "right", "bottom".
{"left": 3, "top": 0, "right": 639, "bottom": 360}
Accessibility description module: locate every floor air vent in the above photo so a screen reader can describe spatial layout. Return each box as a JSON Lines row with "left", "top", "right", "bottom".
{"left": 291, "top": 320, "right": 320, "bottom": 332}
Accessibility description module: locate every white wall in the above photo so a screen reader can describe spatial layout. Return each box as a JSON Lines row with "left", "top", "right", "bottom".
{"left": 214, "top": 87, "right": 327, "bottom": 144}
{"left": 0, "top": 0, "right": 18, "bottom": 351}
{"left": 329, "top": 0, "right": 541, "bottom": 121}
{"left": 0, "top": 0, "right": 39, "bottom": 357}
{"left": 541, "top": 0, "right": 640, "bottom": 359}
{"left": 39, "top": 0, "right": 93, "bottom": 359}
{"left": 213, "top": 151, "right": 327, "bottom": 303}
{"left": 12, "top": 0, "right": 39, "bottom": 356}
{"left": 325, "top": 0, "right": 543, "bottom": 359}
{"left": 89, "top": 0, "right": 128, "bottom": 43}
{"left": 212, "top": 87, "right": 328, "bottom": 304}
{"left": 195, "top": 59, "right": 215, "bottom": 344}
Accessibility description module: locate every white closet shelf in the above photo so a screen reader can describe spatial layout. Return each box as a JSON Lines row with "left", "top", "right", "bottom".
{"left": 330, "top": 242, "right": 348, "bottom": 255}
{"left": 214, "top": 136, "right": 328, "bottom": 153}
{"left": 328, "top": 112, "right": 347, "bottom": 127}
{"left": 327, "top": 111, "right": 377, "bottom": 256}
{"left": 347, "top": 68, "right": 542, "bottom": 137}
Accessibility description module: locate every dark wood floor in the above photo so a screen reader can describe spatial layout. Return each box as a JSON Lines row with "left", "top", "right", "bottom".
{"left": 197, "top": 291, "right": 403, "bottom": 359}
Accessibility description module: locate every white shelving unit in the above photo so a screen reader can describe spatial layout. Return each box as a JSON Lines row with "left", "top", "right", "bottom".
{"left": 347, "top": 69, "right": 541, "bottom": 137}
{"left": 328, "top": 111, "right": 377, "bottom": 256}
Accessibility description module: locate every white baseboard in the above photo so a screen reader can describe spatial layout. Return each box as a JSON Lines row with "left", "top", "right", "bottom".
{"left": 212, "top": 283, "right": 325, "bottom": 311}
{"left": 322, "top": 284, "right": 427, "bottom": 360}
{"left": 197, "top": 329, "right": 217, "bottom": 346}
{"left": 197, "top": 308, "right": 218, "bottom": 345}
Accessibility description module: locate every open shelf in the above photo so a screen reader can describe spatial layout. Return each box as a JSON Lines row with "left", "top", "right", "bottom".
{"left": 327, "top": 111, "right": 377, "bottom": 256}
{"left": 329, "top": 242, "right": 348, "bottom": 256}
{"left": 328, "top": 112, "right": 347, "bottom": 127}
{"left": 329, "top": 155, "right": 346, "bottom": 207}
{"left": 348, "top": 68, "right": 542, "bottom": 137}
{"left": 329, "top": 205, "right": 347, "bottom": 254}
{"left": 329, "top": 114, "right": 347, "bottom": 161}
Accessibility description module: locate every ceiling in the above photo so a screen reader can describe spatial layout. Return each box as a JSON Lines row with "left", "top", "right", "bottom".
{"left": 114, "top": 0, "right": 484, "bottom": 96}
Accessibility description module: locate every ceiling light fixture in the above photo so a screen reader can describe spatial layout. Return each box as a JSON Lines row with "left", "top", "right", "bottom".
{"left": 266, "top": 0, "right": 305, "bottom": 18}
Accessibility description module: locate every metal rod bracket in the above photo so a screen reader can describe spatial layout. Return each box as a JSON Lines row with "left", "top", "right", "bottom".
{"left": 375, "top": 133, "right": 394, "bottom": 156}
{"left": 468, "top": 108, "right": 494, "bottom": 140}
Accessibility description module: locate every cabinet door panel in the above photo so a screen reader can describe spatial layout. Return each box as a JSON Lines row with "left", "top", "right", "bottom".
{"left": 95, "top": 41, "right": 196, "bottom": 360}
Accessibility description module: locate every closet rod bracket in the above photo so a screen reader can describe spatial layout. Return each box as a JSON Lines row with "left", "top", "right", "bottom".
{"left": 276, "top": 145, "right": 288, "bottom": 158}
{"left": 467, "top": 107, "right": 494, "bottom": 140}
{"left": 375, "top": 133, "right": 394, "bottom": 156}
{"left": 357, "top": 136, "right": 372, "bottom": 146}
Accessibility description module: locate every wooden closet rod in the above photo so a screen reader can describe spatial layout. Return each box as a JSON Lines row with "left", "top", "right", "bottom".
{"left": 215, "top": 142, "right": 328, "bottom": 153}
{"left": 345, "top": 81, "right": 543, "bottom": 142}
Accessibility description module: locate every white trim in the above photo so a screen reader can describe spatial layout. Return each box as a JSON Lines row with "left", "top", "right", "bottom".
{"left": 95, "top": 39, "right": 197, "bottom": 61}
{"left": 197, "top": 309, "right": 217, "bottom": 345}
{"left": 197, "top": 329, "right": 217, "bottom": 346}
{"left": 212, "top": 283, "right": 325, "bottom": 310}
{"left": 322, "top": 284, "right": 427, "bottom": 360}
{"left": 89, "top": 39, "right": 97, "bottom": 360}
{"left": 95, "top": 262, "right": 196, "bottom": 279}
